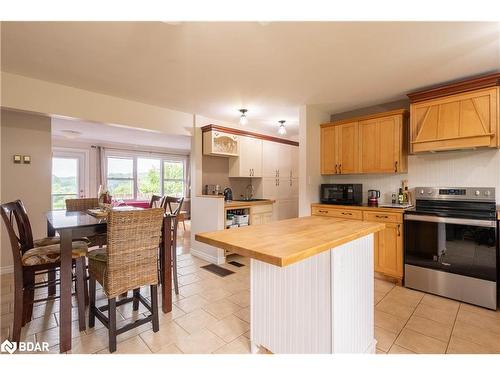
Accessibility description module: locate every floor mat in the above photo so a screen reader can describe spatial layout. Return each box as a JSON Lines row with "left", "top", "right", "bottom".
{"left": 201, "top": 264, "right": 235, "bottom": 277}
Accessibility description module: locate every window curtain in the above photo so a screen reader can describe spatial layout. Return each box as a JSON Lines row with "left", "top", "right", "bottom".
{"left": 185, "top": 155, "right": 191, "bottom": 199}
{"left": 93, "top": 145, "right": 106, "bottom": 196}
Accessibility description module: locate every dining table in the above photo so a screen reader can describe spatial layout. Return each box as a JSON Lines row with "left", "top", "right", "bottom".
{"left": 45, "top": 208, "right": 174, "bottom": 353}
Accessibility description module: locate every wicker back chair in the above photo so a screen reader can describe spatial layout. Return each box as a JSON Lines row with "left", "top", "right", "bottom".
{"left": 87, "top": 208, "right": 164, "bottom": 352}
{"left": 65, "top": 198, "right": 106, "bottom": 248}
{"left": 65, "top": 197, "right": 99, "bottom": 211}
{"left": 1, "top": 200, "right": 88, "bottom": 342}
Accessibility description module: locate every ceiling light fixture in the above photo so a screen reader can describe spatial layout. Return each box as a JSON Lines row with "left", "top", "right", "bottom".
{"left": 239, "top": 109, "right": 248, "bottom": 126}
{"left": 278, "top": 120, "right": 287, "bottom": 136}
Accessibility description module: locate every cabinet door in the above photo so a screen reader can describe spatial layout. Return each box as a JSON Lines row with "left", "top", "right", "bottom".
{"left": 230, "top": 136, "right": 263, "bottom": 177}
{"left": 374, "top": 223, "right": 403, "bottom": 279}
{"left": 262, "top": 212, "right": 273, "bottom": 224}
{"left": 262, "top": 141, "right": 280, "bottom": 178}
{"left": 320, "top": 126, "right": 337, "bottom": 175}
{"left": 261, "top": 177, "right": 279, "bottom": 200}
{"left": 359, "top": 119, "right": 379, "bottom": 173}
{"left": 337, "top": 122, "right": 359, "bottom": 174}
{"left": 359, "top": 115, "right": 400, "bottom": 174}
{"left": 378, "top": 116, "right": 400, "bottom": 173}
{"left": 251, "top": 214, "right": 262, "bottom": 226}
{"left": 289, "top": 178, "right": 299, "bottom": 198}
{"left": 277, "top": 143, "right": 292, "bottom": 179}
{"left": 290, "top": 145, "right": 299, "bottom": 179}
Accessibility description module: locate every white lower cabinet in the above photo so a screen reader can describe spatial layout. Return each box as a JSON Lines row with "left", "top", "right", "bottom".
{"left": 260, "top": 177, "right": 298, "bottom": 221}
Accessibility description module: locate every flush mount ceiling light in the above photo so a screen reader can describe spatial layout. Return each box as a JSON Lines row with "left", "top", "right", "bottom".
{"left": 60, "top": 130, "right": 82, "bottom": 139}
{"left": 239, "top": 109, "right": 248, "bottom": 126}
{"left": 278, "top": 120, "right": 287, "bottom": 136}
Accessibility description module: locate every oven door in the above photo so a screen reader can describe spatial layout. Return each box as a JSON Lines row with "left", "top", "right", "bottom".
{"left": 404, "top": 214, "right": 497, "bottom": 282}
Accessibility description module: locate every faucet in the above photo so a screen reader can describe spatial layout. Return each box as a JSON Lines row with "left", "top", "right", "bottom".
{"left": 245, "top": 184, "right": 254, "bottom": 200}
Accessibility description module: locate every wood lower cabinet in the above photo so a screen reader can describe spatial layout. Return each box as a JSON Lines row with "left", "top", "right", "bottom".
{"left": 311, "top": 204, "right": 404, "bottom": 282}
{"left": 321, "top": 110, "right": 408, "bottom": 175}
{"left": 373, "top": 222, "right": 403, "bottom": 280}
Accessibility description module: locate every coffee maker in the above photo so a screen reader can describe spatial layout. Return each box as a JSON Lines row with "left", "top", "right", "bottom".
{"left": 367, "top": 190, "right": 380, "bottom": 206}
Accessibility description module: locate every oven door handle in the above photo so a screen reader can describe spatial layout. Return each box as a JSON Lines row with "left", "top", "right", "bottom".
{"left": 404, "top": 214, "right": 497, "bottom": 228}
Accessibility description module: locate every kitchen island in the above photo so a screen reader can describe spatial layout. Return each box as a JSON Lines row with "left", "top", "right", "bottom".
{"left": 195, "top": 215, "right": 385, "bottom": 354}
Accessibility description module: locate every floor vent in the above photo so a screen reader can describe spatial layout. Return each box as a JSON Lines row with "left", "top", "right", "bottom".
{"left": 201, "top": 264, "right": 235, "bottom": 277}
{"left": 228, "top": 261, "right": 245, "bottom": 268}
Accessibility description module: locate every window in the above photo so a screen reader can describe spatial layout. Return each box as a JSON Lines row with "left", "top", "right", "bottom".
{"left": 106, "top": 157, "right": 134, "bottom": 200}
{"left": 163, "top": 161, "right": 184, "bottom": 198}
{"left": 105, "top": 153, "right": 186, "bottom": 201}
{"left": 52, "top": 157, "right": 79, "bottom": 209}
{"left": 137, "top": 158, "right": 161, "bottom": 200}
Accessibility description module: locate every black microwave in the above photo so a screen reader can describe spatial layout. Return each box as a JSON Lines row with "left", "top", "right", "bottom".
{"left": 320, "top": 184, "right": 362, "bottom": 205}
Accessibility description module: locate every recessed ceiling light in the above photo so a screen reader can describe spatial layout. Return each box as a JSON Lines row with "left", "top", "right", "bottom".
{"left": 239, "top": 109, "right": 248, "bottom": 126}
{"left": 60, "top": 130, "right": 82, "bottom": 139}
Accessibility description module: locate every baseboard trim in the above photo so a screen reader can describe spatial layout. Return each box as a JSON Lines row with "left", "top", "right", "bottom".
{"left": 0, "top": 265, "right": 14, "bottom": 275}
{"left": 190, "top": 247, "right": 225, "bottom": 265}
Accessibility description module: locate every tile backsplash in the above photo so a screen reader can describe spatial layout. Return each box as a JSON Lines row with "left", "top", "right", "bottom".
{"left": 326, "top": 148, "right": 500, "bottom": 204}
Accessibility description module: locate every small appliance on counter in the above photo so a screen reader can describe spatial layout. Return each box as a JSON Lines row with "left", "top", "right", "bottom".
{"left": 320, "top": 184, "right": 362, "bottom": 205}
{"left": 223, "top": 187, "right": 233, "bottom": 201}
{"left": 367, "top": 190, "right": 380, "bottom": 206}
{"left": 204, "top": 184, "right": 221, "bottom": 195}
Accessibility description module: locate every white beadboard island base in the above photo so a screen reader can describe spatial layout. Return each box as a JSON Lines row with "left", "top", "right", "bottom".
{"left": 250, "top": 234, "right": 375, "bottom": 354}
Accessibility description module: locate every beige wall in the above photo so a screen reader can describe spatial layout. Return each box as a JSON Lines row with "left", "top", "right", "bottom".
{"left": 1, "top": 72, "right": 193, "bottom": 137}
{"left": 1, "top": 109, "right": 52, "bottom": 272}
{"left": 298, "top": 105, "right": 331, "bottom": 216}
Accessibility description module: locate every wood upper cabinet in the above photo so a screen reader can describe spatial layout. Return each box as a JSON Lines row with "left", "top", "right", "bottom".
{"left": 321, "top": 110, "right": 408, "bottom": 175}
{"left": 407, "top": 73, "right": 500, "bottom": 153}
{"left": 359, "top": 112, "right": 407, "bottom": 173}
{"left": 320, "top": 125, "right": 338, "bottom": 174}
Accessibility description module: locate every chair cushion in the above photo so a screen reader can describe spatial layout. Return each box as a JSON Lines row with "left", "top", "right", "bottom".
{"left": 21, "top": 241, "right": 89, "bottom": 266}
{"left": 33, "top": 236, "right": 91, "bottom": 247}
{"left": 87, "top": 247, "right": 107, "bottom": 263}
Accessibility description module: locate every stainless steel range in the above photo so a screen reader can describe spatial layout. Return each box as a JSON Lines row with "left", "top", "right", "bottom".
{"left": 404, "top": 187, "right": 498, "bottom": 310}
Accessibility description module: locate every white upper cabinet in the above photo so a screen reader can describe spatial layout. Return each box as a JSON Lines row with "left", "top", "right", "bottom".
{"left": 203, "top": 130, "right": 239, "bottom": 157}
{"left": 229, "top": 136, "right": 263, "bottom": 177}
{"left": 262, "top": 141, "right": 280, "bottom": 178}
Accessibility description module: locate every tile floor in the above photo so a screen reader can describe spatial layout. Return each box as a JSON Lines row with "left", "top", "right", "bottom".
{"left": 1, "top": 221, "right": 499, "bottom": 354}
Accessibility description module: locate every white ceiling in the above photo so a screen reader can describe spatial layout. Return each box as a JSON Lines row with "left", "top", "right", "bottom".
{"left": 52, "top": 117, "right": 191, "bottom": 151}
{"left": 2, "top": 22, "right": 500, "bottom": 136}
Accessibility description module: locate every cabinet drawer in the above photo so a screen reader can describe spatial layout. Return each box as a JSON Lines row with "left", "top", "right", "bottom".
{"left": 312, "top": 207, "right": 362, "bottom": 220}
{"left": 363, "top": 211, "right": 402, "bottom": 224}
{"left": 251, "top": 204, "right": 273, "bottom": 214}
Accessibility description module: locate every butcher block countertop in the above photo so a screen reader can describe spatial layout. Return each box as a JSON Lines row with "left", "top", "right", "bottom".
{"left": 311, "top": 203, "right": 408, "bottom": 213}
{"left": 195, "top": 215, "right": 385, "bottom": 267}
{"left": 224, "top": 199, "right": 275, "bottom": 209}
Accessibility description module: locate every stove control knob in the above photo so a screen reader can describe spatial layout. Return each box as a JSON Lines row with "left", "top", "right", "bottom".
{"left": 484, "top": 190, "right": 491, "bottom": 196}
{"left": 475, "top": 190, "right": 480, "bottom": 196}
{"left": 420, "top": 189, "right": 425, "bottom": 195}
{"left": 427, "top": 190, "right": 433, "bottom": 195}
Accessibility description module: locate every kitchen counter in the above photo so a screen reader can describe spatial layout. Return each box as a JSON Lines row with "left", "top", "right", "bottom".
{"left": 312, "top": 202, "right": 410, "bottom": 213}
{"left": 224, "top": 199, "right": 275, "bottom": 209}
{"left": 195, "top": 215, "right": 384, "bottom": 267}
{"left": 195, "top": 215, "right": 383, "bottom": 354}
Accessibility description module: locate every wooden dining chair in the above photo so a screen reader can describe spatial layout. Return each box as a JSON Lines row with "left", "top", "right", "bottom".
{"left": 149, "top": 194, "right": 165, "bottom": 209}
{"left": 162, "top": 196, "right": 184, "bottom": 295}
{"left": 66, "top": 198, "right": 107, "bottom": 248}
{"left": 0, "top": 200, "right": 89, "bottom": 342}
{"left": 87, "top": 208, "right": 164, "bottom": 353}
